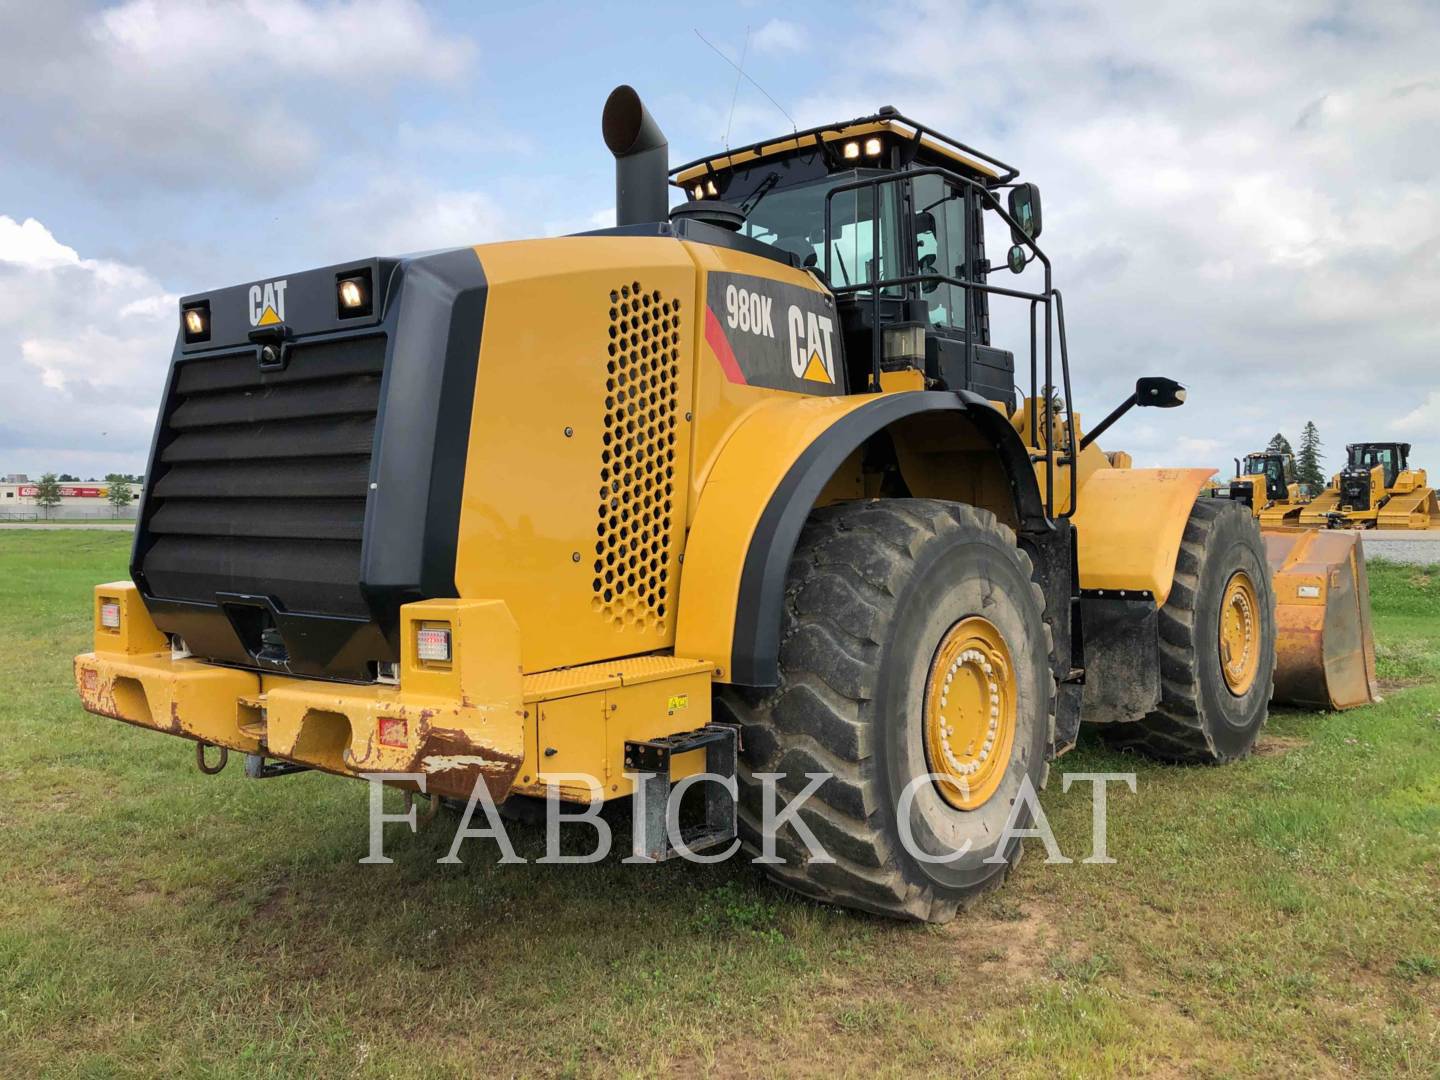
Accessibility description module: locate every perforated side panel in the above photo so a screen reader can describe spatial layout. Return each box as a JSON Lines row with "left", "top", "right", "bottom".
{"left": 594, "top": 282, "right": 681, "bottom": 633}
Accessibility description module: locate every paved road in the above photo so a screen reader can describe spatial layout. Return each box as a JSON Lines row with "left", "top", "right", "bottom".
{"left": 1361, "top": 529, "right": 1440, "bottom": 566}
{"left": 0, "top": 522, "right": 134, "bottom": 531}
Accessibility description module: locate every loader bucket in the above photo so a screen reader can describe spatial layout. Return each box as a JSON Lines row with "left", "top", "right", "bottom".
{"left": 1262, "top": 529, "right": 1378, "bottom": 710}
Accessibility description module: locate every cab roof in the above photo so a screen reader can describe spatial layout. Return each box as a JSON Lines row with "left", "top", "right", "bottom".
{"left": 670, "top": 109, "right": 1017, "bottom": 187}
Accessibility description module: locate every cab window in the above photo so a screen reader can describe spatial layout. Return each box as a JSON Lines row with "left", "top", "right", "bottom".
{"left": 911, "top": 174, "right": 967, "bottom": 331}
{"left": 734, "top": 170, "right": 903, "bottom": 292}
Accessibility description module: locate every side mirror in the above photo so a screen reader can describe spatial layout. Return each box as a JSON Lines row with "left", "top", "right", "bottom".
{"left": 1007, "top": 244, "right": 1027, "bottom": 274}
{"left": 1007, "top": 182, "right": 1042, "bottom": 244}
{"left": 1135, "top": 376, "right": 1186, "bottom": 408}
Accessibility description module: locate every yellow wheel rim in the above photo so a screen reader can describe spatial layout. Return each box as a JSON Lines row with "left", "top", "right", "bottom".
{"left": 1219, "top": 570, "right": 1261, "bottom": 695}
{"left": 922, "top": 617, "right": 1018, "bottom": 811}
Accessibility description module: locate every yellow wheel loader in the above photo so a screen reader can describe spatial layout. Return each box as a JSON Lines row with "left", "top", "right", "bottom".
{"left": 1299, "top": 442, "right": 1439, "bottom": 530}
{"left": 74, "top": 86, "right": 1374, "bottom": 922}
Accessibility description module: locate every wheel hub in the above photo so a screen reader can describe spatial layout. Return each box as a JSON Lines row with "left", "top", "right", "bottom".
{"left": 1219, "top": 569, "right": 1260, "bottom": 695}
{"left": 922, "top": 616, "right": 1017, "bottom": 810}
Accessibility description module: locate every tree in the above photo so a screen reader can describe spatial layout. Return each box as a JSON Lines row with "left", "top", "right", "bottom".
{"left": 1265, "top": 432, "right": 1293, "bottom": 457}
{"left": 1296, "top": 421, "right": 1325, "bottom": 493}
{"left": 104, "top": 474, "right": 133, "bottom": 517}
{"left": 58, "top": 473, "right": 79, "bottom": 482}
{"left": 33, "top": 473, "right": 63, "bottom": 520}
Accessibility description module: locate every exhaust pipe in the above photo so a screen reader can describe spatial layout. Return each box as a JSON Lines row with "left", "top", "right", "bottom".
{"left": 603, "top": 84, "right": 669, "bottom": 227}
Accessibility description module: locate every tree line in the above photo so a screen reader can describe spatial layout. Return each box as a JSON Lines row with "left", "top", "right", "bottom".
{"left": 22, "top": 473, "right": 141, "bottom": 519}
{"left": 1262, "top": 421, "right": 1326, "bottom": 492}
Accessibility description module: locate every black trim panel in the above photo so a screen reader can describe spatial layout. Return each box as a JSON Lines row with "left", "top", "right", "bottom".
{"left": 130, "top": 248, "right": 487, "bottom": 683}
{"left": 728, "top": 390, "right": 1048, "bottom": 687}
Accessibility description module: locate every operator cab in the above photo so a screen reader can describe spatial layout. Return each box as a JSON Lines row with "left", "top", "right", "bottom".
{"left": 1241, "top": 452, "right": 1292, "bottom": 503}
{"left": 1346, "top": 442, "right": 1408, "bottom": 489}
{"left": 671, "top": 112, "right": 1031, "bottom": 407}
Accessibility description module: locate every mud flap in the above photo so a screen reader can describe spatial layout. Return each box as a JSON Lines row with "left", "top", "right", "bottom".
{"left": 1263, "top": 529, "right": 1378, "bottom": 710}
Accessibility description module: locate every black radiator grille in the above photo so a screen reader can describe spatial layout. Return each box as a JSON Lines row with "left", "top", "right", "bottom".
{"left": 139, "top": 335, "right": 386, "bottom": 618}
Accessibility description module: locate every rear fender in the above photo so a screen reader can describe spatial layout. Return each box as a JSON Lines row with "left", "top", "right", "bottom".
{"left": 674, "top": 390, "right": 1046, "bottom": 687}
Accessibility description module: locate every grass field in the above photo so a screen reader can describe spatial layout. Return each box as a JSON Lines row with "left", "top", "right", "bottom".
{"left": 1, "top": 532, "right": 1436, "bottom": 1077}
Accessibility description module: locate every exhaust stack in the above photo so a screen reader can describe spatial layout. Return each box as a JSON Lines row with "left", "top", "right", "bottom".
{"left": 603, "top": 85, "right": 669, "bottom": 227}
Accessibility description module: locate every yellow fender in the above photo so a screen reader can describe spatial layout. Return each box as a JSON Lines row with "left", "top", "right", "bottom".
{"left": 1069, "top": 468, "right": 1216, "bottom": 606}
{"left": 675, "top": 390, "right": 1047, "bottom": 686}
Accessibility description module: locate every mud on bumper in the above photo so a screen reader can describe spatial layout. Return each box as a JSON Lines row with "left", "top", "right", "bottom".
{"left": 75, "top": 583, "right": 525, "bottom": 802}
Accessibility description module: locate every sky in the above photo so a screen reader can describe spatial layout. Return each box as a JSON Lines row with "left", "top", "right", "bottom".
{"left": 1, "top": 0, "right": 1437, "bottom": 481}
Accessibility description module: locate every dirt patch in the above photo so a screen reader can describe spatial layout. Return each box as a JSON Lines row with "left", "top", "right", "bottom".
{"left": 1254, "top": 735, "right": 1310, "bottom": 756}
{"left": 254, "top": 883, "right": 291, "bottom": 920}
{"left": 1378, "top": 677, "right": 1428, "bottom": 692}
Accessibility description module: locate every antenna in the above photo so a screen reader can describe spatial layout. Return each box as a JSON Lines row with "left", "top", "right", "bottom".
{"left": 725, "top": 26, "right": 749, "bottom": 150}
{"left": 694, "top": 29, "right": 798, "bottom": 141}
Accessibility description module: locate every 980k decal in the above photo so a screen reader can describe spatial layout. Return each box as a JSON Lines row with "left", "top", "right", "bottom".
{"left": 704, "top": 271, "right": 844, "bottom": 395}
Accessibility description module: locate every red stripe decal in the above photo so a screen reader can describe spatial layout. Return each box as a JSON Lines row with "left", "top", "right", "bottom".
{"left": 705, "top": 305, "right": 747, "bottom": 385}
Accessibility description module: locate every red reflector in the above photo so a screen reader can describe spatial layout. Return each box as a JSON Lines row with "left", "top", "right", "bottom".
{"left": 377, "top": 716, "right": 408, "bottom": 748}
{"left": 416, "top": 626, "right": 452, "bottom": 662}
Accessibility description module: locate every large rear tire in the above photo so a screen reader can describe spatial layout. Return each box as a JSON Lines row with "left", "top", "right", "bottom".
{"left": 1103, "top": 499, "right": 1275, "bottom": 763}
{"left": 717, "top": 499, "right": 1055, "bottom": 923}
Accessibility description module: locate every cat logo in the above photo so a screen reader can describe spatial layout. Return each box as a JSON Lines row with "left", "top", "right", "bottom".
{"left": 247, "top": 279, "right": 289, "bottom": 327}
{"left": 787, "top": 304, "right": 837, "bottom": 384}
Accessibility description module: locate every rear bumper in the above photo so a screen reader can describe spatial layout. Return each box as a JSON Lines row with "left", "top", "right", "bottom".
{"left": 75, "top": 583, "right": 525, "bottom": 801}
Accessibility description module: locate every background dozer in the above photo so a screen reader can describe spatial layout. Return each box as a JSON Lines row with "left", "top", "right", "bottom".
{"left": 1227, "top": 450, "right": 1307, "bottom": 527}
{"left": 74, "top": 85, "right": 1373, "bottom": 922}
{"left": 1300, "top": 442, "right": 1439, "bottom": 530}
{"left": 1222, "top": 451, "right": 1377, "bottom": 709}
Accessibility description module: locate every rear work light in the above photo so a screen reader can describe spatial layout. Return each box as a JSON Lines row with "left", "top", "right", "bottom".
{"left": 416, "top": 625, "right": 452, "bottom": 663}
{"left": 99, "top": 600, "right": 121, "bottom": 629}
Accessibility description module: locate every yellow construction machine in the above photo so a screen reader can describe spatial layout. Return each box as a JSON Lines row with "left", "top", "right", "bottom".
{"left": 1226, "top": 450, "right": 1309, "bottom": 527}
{"left": 74, "top": 86, "right": 1376, "bottom": 922}
{"left": 1299, "top": 442, "right": 1440, "bottom": 529}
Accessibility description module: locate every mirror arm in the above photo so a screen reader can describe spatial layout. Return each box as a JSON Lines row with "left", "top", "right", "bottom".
{"left": 1077, "top": 393, "right": 1137, "bottom": 452}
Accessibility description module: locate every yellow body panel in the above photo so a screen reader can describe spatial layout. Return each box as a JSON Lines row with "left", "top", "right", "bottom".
{"left": 682, "top": 241, "right": 838, "bottom": 500}
{"left": 1070, "top": 467, "right": 1215, "bottom": 605}
{"left": 454, "top": 237, "right": 698, "bottom": 673}
{"left": 76, "top": 587, "right": 527, "bottom": 802}
{"left": 511, "top": 656, "right": 712, "bottom": 801}
{"left": 675, "top": 391, "right": 884, "bottom": 679}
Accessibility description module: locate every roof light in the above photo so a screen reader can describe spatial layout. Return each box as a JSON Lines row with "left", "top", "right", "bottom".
{"left": 705, "top": 179, "right": 718, "bottom": 196}
{"left": 692, "top": 184, "right": 704, "bottom": 200}
{"left": 864, "top": 137, "right": 883, "bottom": 157}
{"left": 842, "top": 141, "right": 861, "bottom": 160}
{"left": 416, "top": 625, "right": 452, "bottom": 663}
{"left": 100, "top": 600, "right": 121, "bottom": 630}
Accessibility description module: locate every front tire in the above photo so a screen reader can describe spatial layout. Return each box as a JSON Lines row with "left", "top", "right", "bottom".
{"left": 1103, "top": 499, "right": 1275, "bottom": 763}
{"left": 717, "top": 499, "right": 1055, "bottom": 923}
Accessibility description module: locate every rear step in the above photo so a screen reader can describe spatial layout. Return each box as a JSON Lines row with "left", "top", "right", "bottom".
{"left": 625, "top": 725, "right": 738, "bottom": 862}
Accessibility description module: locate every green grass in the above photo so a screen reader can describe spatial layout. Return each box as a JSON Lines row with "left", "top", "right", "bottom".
{"left": 1, "top": 533, "right": 1437, "bottom": 1077}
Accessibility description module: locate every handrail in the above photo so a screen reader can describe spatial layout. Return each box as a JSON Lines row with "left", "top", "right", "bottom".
{"left": 820, "top": 166, "right": 1078, "bottom": 520}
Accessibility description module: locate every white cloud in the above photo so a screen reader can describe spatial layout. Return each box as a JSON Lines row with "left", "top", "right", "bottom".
{"left": 1393, "top": 391, "right": 1440, "bottom": 433}
{"left": 321, "top": 181, "right": 510, "bottom": 258}
{"left": 810, "top": 0, "right": 1440, "bottom": 472}
{"left": 0, "top": 216, "right": 174, "bottom": 475}
{"left": 752, "top": 19, "right": 806, "bottom": 54}
{"left": 1, "top": 0, "right": 473, "bottom": 194}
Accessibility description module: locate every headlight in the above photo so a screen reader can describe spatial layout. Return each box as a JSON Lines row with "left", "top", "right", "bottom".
{"left": 864, "top": 137, "right": 883, "bottom": 156}
{"left": 842, "top": 140, "right": 861, "bottom": 160}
